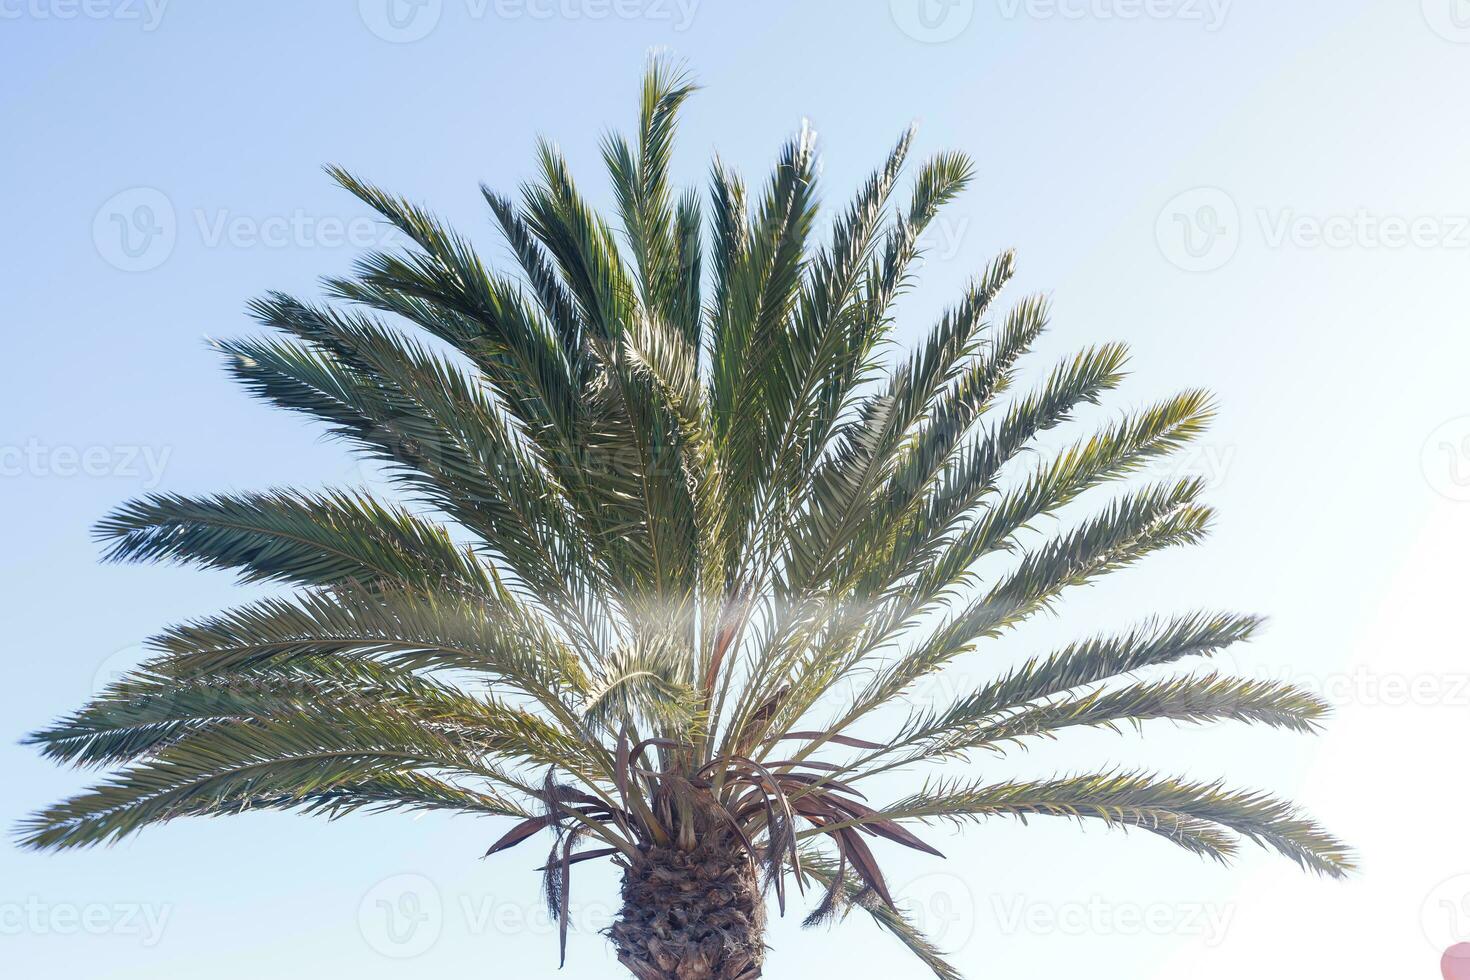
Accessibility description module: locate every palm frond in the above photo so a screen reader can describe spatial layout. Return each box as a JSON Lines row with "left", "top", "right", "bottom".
{"left": 899, "top": 611, "right": 1263, "bottom": 745}
{"left": 845, "top": 478, "right": 1212, "bottom": 722}
{"left": 97, "top": 489, "right": 494, "bottom": 592}
{"left": 865, "top": 771, "right": 1355, "bottom": 879}
{"left": 145, "top": 585, "right": 589, "bottom": 714}
{"left": 20, "top": 696, "right": 531, "bottom": 850}
{"left": 915, "top": 673, "right": 1329, "bottom": 762}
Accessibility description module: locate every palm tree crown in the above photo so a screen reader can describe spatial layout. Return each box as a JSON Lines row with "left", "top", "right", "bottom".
{"left": 24, "top": 59, "right": 1350, "bottom": 979}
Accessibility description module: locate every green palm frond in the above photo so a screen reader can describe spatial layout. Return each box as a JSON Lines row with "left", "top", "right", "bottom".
{"left": 856, "top": 770, "right": 1354, "bottom": 879}
{"left": 918, "top": 673, "right": 1330, "bottom": 759}
{"left": 25, "top": 58, "right": 1351, "bottom": 977}
{"left": 96, "top": 489, "right": 495, "bottom": 591}
{"left": 891, "top": 611, "right": 1265, "bottom": 752}
{"left": 21, "top": 696, "right": 531, "bottom": 850}
{"left": 144, "top": 586, "right": 588, "bottom": 712}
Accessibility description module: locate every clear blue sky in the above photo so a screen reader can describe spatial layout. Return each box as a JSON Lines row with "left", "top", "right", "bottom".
{"left": 5, "top": 2, "right": 1470, "bottom": 977}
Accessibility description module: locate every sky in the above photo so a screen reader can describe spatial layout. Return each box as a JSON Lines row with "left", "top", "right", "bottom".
{"left": 4, "top": 1, "right": 1470, "bottom": 977}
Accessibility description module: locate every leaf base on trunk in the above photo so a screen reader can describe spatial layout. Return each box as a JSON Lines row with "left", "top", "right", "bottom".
{"left": 609, "top": 843, "right": 765, "bottom": 980}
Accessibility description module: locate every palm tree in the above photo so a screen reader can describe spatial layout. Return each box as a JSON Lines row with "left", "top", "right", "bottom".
{"left": 23, "top": 60, "right": 1350, "bottom": 979}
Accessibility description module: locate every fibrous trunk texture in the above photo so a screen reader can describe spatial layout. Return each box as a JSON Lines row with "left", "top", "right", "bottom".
{"left": 610, "top": 844, "right": 765, "bottom": 979}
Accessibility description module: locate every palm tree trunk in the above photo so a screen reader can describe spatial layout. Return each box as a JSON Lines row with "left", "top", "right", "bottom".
{"left": 609, "top": 843, "right": 765, "bottom": 979}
